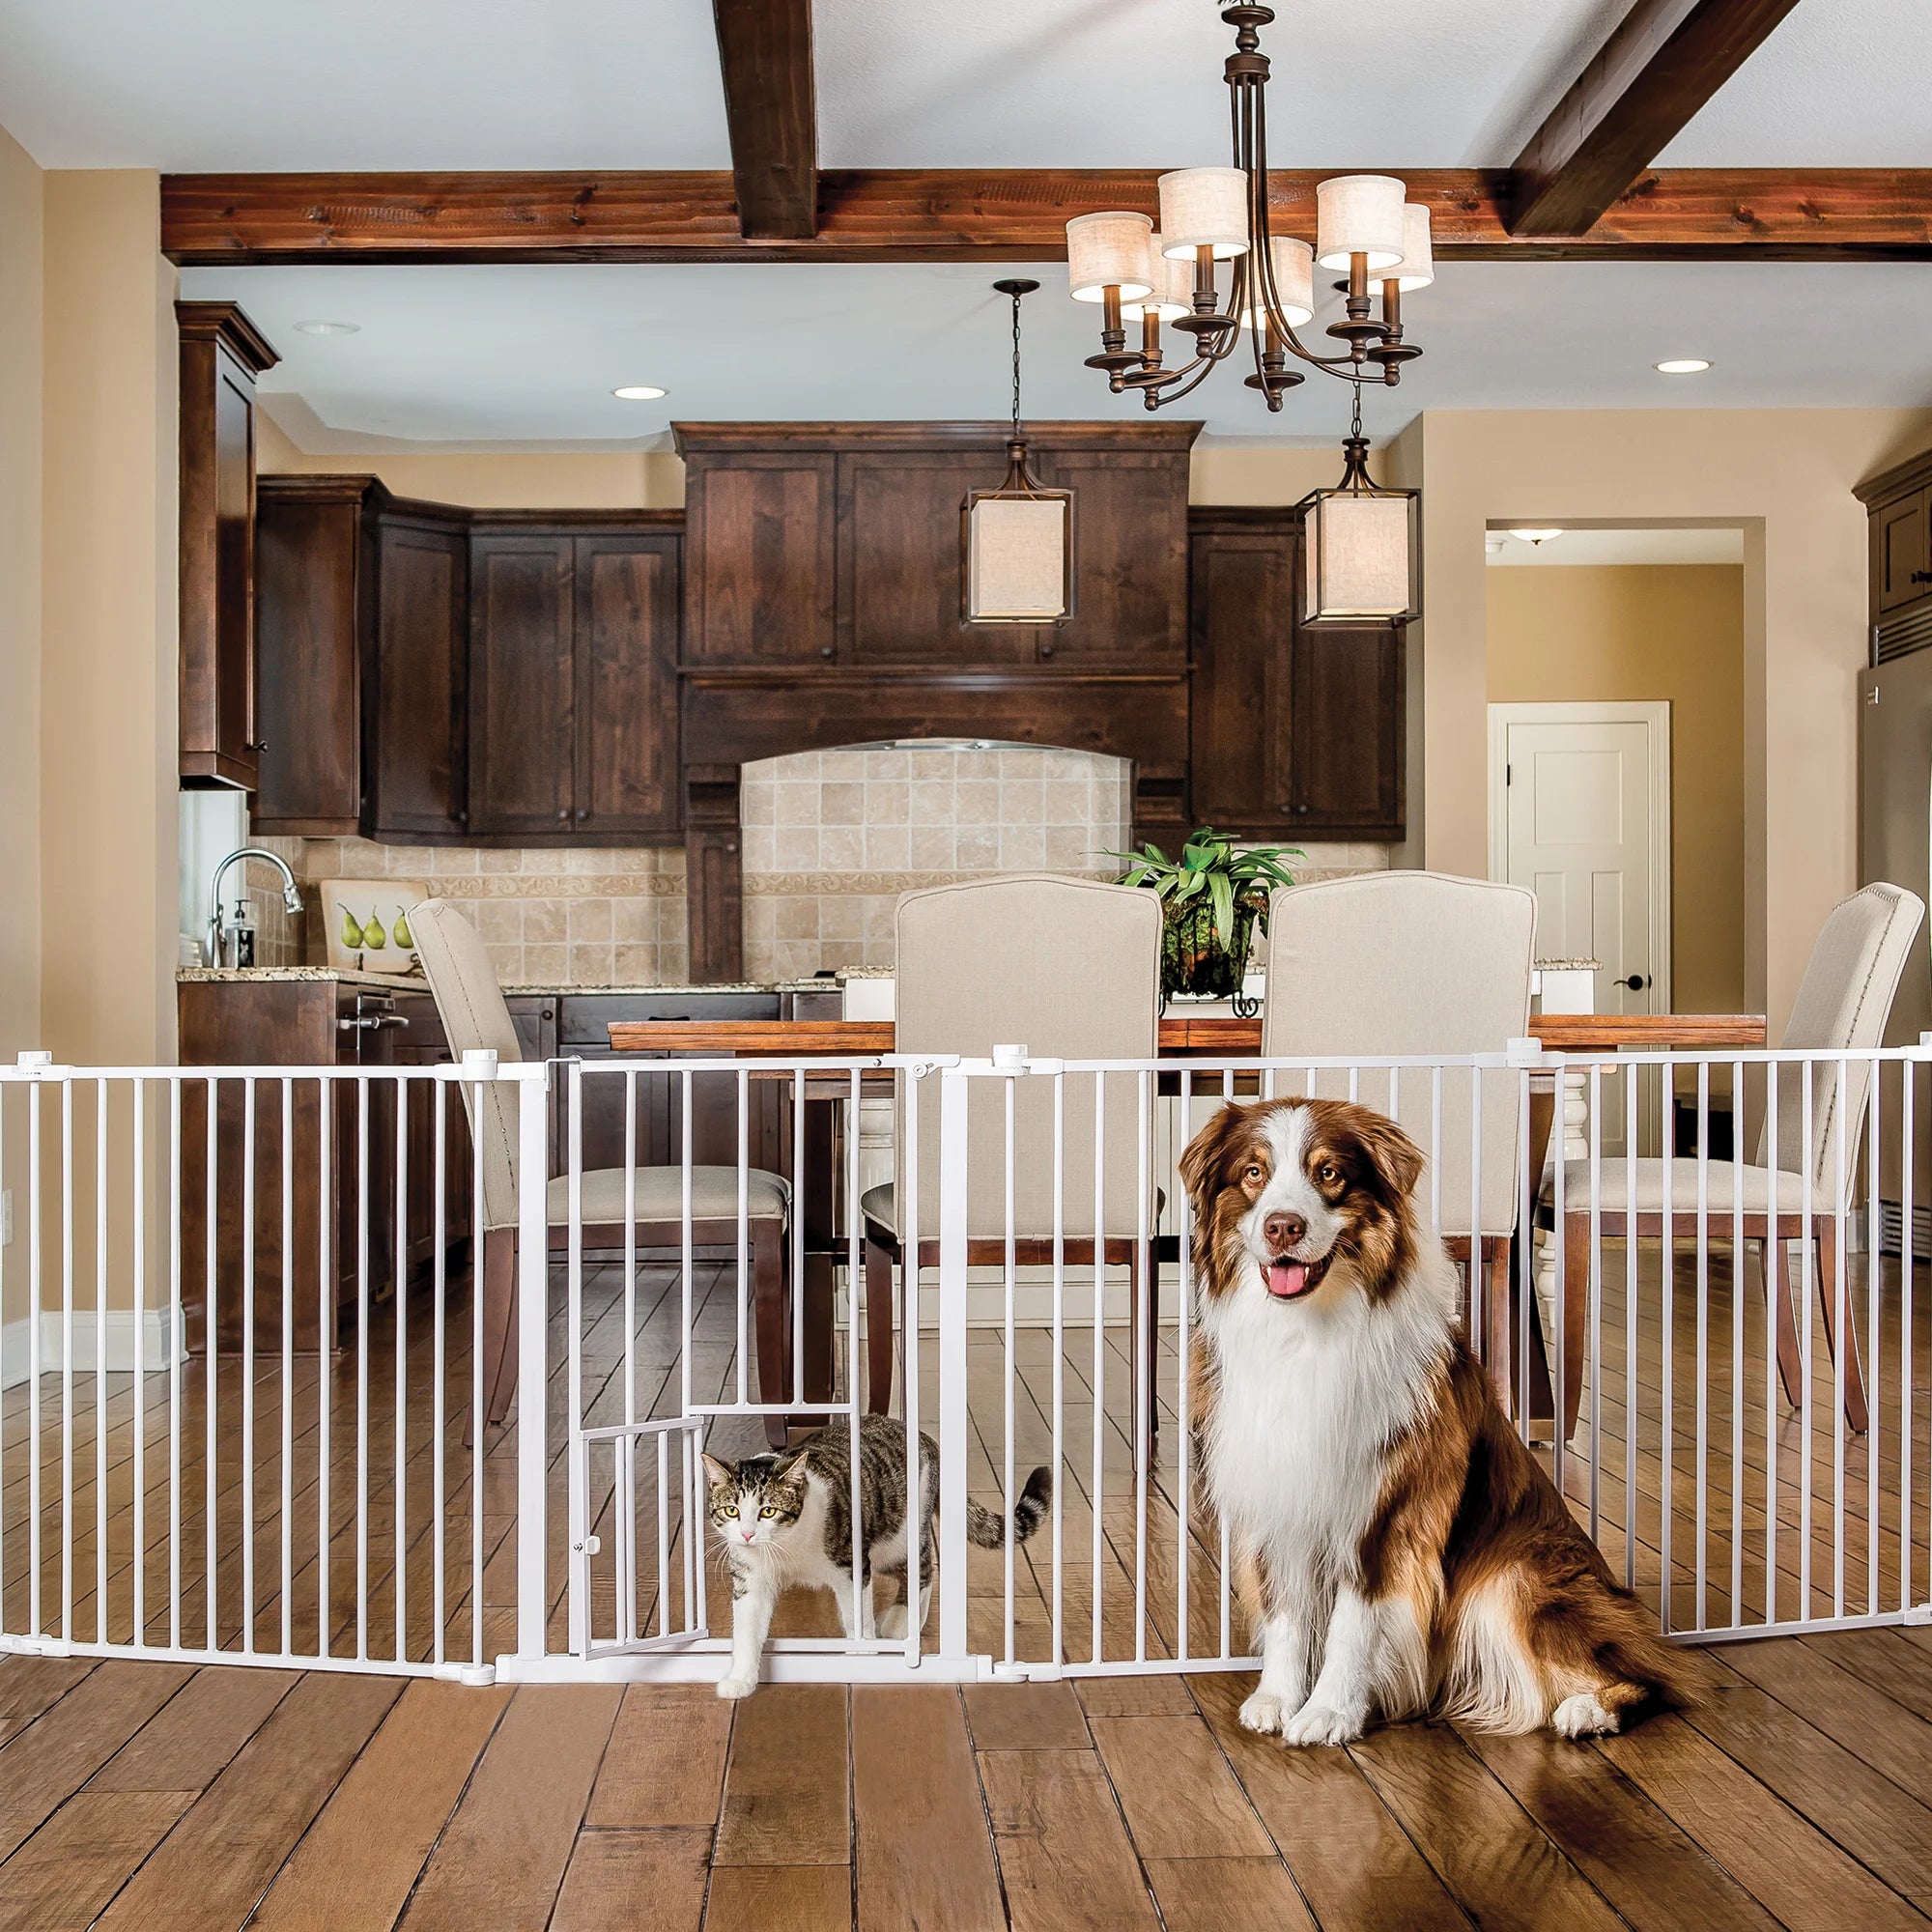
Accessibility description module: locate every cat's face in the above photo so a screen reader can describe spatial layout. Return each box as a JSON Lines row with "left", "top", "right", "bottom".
{"left": 701, "top": 1452, "right": 807, "bottom": 1551}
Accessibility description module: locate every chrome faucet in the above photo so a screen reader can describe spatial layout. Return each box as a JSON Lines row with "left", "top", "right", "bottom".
{"left": 206, "top": 847, "right": 305, "bottom": 968}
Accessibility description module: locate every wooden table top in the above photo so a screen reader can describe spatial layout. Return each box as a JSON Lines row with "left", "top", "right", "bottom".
{"left": 605, "top": 1012, "right": 1768, "bottom": 1055}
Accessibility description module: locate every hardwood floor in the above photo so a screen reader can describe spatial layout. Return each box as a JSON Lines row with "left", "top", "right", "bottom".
{"left": 0, "top": 1238, "right": 1924, "bottom": 1924}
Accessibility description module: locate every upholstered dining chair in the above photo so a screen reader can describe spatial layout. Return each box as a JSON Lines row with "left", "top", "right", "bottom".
{"left": 858, "top": 875, "right": 1163, "bottom": 1426}
{"left": 410, "top": 900, "right": 795, "bottom": 1447}
{"left": 1262, "top": 871, "right": 1539, "bottom": 1387}
{"left": 1538, "top": 881, "right": 1924, "bottom": 1439}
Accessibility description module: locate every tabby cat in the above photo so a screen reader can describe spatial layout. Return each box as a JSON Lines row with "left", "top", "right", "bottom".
{"left": 702, "top": 1412, "right": 1051, "bottom": 1698}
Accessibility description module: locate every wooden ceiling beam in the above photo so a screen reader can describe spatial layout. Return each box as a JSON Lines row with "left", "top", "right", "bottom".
{"left": 160, "top": 166, "right": 1932, "bottom": 265}
{"left": 712, "top": 0, "right": 817, "bottom": 241}
{"left": 1508, "top": 0, "right": 1804, "bottom": 238}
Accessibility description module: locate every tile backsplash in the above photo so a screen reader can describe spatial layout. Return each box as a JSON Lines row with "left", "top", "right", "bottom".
{"left": 253, "top": 742, "right": 1390, "bottom": 989}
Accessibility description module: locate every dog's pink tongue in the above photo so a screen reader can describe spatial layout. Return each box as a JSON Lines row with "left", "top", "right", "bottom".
{"left": 1266, "top": 1261, "right": 1310, "bottom": 1299}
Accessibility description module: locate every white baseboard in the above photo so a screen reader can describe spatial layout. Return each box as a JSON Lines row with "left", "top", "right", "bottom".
{"left": 0, "top": 1307, "right": 183, "bottom": 1389}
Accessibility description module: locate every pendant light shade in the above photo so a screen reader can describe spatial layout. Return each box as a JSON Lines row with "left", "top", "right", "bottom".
{"left": 1388, "top": 203, "right": 1434, "bottom": 292}
{"left": 1157, "top": 168, "right": 1250, "bottom": 260}
{"left": 1240, "top": 235, "right": 1316, "bottom": 329}
{"left": 1297, "top": 431, "right": 1418, "bottom": 623}
{"left": 1314, "top": 174, "right": 1407, "bottom": 270}
{"left": 965, "top": 280, "right": 1073, "bottom": 624}
{"left": 1125, "top": 233, "right": 1193, "bottom": 321}
{"left": 1065, "top": 212, "right": 1154, "bottom": 302}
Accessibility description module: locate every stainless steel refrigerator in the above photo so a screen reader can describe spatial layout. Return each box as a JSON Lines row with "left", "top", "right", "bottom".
{"left": 1860, "top": 651, "right": 1932, "bottom": 1242}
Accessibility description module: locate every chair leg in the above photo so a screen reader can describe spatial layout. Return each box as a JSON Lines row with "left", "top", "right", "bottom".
{"left": 752, "top": 1221, "right": 789, "bottom": 1450}
{"left": 478, "top": 1228, "right": 518, "bottom": 1433}
{"left": 865, "top": 1237, "right": 895, "bottom": 1417}
{"left": 1484, "top": 1238, "right": 1516, "bottom": 1412}
{"left": 1143, "top": 1243, "right": 1160, "bottom": 1441}
{"left": 1560, "top": 1215, "right": 1589, "bottom": 1442}
{"left": 1765, "top": 1238, "right": 1806, "bottom": 1411}
{"left": 1814, "top": 1223, "right": 1871, "bottom": 1435}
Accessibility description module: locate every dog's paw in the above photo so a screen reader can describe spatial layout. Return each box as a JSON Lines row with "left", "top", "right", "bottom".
{"left": 1238, "top": 1690, "right": 1287, "bottom": 1735}
{"left": 1550, "top": 1690, "right": 1618, "bottom": 1739}
{"left": 1282, "top": 1700, "right": 1364, "bottom": 1747}
{"left": 715, "top": 1672, "right": 757, "bottom": 1701}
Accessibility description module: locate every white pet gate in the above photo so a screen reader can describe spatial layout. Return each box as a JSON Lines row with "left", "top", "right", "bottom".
{"left": 0, "top": 1040, "right": 1925, "bottom": 1688}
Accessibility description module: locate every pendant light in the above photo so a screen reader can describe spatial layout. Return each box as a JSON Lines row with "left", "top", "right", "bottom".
{"left": 964, "top": 279, "right": 1073, "bottom": 625}
{"left": 1297, "top": 385, "right": 1419, "bottom": 624}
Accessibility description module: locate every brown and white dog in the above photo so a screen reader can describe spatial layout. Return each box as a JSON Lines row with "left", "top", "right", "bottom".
{"left": 1180, "top": 1095, "right": 1695, "bottom": 1745}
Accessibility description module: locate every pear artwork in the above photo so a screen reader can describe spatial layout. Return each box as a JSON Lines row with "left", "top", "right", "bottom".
{"left": 340, "top": 907, "right": 364, "bottom": 951}
{"left": 392, "top": 908, "right": 413, "bottom": 950}
{"left": 361, "top": 916, "right": 387, "bottom": 951}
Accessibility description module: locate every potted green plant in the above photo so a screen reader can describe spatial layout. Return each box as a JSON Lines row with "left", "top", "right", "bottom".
{"left": 1105, "top": 827, "right": 1300, "bottom": 1009}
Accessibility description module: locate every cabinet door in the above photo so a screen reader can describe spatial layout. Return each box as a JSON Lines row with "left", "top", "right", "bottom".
{"left": 368, "top": 515, "right": 469, "bottom": 839}
{"left": 1188, "top": 524, "right": 1296, "bottom": 834}
{"left": 253, "top": 484, "right": 364, "bottom": 834}
{"left": 469, "top": 533, "right": 576, "bottom": 838}
{"left": 575, "top": 532, "right": 681, "bottom": 836}
{"left": 1030, "top": 447, "right": 1189, "bottom": 668}
{"left": 1873, "top": 490, "right": 1931, "bottom": 614}
{"left": 685, "top": 454, "right": 837, "bottom": 664}
{"left": 837, "top": 450, "right": 1035, "bottom": 664}
{"left": 1288, "top": 621, "right": 1405, "bottom": 838}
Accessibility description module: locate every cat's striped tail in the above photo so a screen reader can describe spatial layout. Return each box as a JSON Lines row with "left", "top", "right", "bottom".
{"left": 966, "top": 1465, "right": 1053, "bottom": 1548}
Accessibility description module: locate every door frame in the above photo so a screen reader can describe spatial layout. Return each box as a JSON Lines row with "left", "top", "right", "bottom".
{"left": 1486, "top": 699, "right": 1673, "bottom": 1014}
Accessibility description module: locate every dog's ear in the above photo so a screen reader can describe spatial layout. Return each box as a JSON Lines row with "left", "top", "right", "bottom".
{"left": 1179, "top": 1102, "right": 1253, "bottom": 1224}
{"left": 1343, "top": 1104, "right": 1425, "bottom": 1205}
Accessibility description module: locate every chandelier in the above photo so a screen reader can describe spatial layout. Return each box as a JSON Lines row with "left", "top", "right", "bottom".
{"left": 1064, "top": 3, "right": 1432, "bottom": 416}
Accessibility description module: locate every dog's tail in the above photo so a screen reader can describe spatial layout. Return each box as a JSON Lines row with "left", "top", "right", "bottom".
{"left": 967, "top": 1466, "right": 1053, "bottom": 1548}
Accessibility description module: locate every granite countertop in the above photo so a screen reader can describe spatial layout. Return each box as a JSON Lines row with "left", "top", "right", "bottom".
{"left": 179, "top": 968, "right": 856, "bottom": 998}
{"left": 178, "top": 966, "right": 410, "bottom": 989}
{"left": 1533, "top": 958, "right": 1602, "bottom": 972}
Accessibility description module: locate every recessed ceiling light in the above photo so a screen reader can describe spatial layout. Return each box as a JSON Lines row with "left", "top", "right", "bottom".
{"left": 612, "top": 384, "right": 668, "bottom": 401}
{"left": 1507, "top": 527, "right": 1565, "bottom": 546}
{"left": 1655, "top": 357, "right": 1712, "bottom": 375}
{"left": 294, "top": 319, "right": 359, "bottom": 336}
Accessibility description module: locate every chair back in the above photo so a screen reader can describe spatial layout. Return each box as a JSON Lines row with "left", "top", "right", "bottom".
{"left": 895, "top": 876, "right": 1161, "bottom": 1241}
{"left": 1759, "top": 883, "right": 1925, "bottom": 1206}
{"left": 1262, "top": 871, "right": 1536, "bottom": 1238}
{"left": 409, "top": 899, "right": 525, "bottom": 1232}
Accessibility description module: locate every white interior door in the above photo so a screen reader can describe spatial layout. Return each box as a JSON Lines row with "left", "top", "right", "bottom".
{"left": 1491, "top": 703, "right": 1671, "bottom": 1152}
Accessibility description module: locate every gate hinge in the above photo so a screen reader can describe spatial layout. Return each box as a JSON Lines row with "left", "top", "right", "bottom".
{"left": 572, "top": 1535, "right": 602, "bottom": 1557}
{"left": 0, "top": 1634, "right": 72, "bottom": 1657}
{"left": 1904, "top": 1602, "right": 1932, "bottom": 1627}
{"left": 431, "top": 1661, "right": 498, "bottom": 1686}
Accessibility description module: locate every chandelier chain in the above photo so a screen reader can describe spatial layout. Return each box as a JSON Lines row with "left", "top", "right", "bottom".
{"left": 1009, "top": 285, "right": 1024, "bottom": 440}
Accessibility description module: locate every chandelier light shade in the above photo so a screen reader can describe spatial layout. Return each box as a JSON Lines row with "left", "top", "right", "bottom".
{"left": 1298, "top": 429, "right": 1420, "bottom": 624}
{"left": 1156, "top": 167, "right": 1250, "bottom": 259}
{"left": 1314, "top": 174, "right": 1407, "bottom": 271}
{"left": 1126, "top": 234, "right": 1194, "bottom": 321}
{"left": 1389, "top": 202, "right": 1435, "bottom": 292}
{"left": 964, "top": 279, "right": 1073, "bottom": 625}
{"left": 1066, "top": 212, "right": 1153, "bottom": 303}
{"left": 1241, "top": 236, "right": 1315, "bottom": 329}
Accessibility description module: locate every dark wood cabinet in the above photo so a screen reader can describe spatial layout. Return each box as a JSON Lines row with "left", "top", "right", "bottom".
{"left": 178, "top": 301, "right": 278, "bottom": 791}
{"left": 684, "top": 450, "right": 837, "bottom": 665}
{"left": 1859, "top": 454, "right": 1932, "bottom": 658}
{"left": 1187, "top": 506, "right": 1405, "bottom": 840}
{"left": 469, "top": 532, "right": 576, "bottom": 837}
{"left": 254, "top": 477, "right": 371, "bottom": 834}
{"left": 369, "top": 505, "right": 469, "bottom": 841}
{"left": 575, "top": 531, "right": 682, "bottom": 836}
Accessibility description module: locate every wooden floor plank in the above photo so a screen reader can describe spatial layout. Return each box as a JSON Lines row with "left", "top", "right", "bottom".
{"left": 0, "top": 1662, "right": 191, "bottom": 1863}
{"left": 978, "top": 1748, "right": 1159, "bottom": 1932}
{"left": 714, "top": 1686, "right": 849, "bottom": 1868}
{"left": 395, "top": 1685, "right": 620, "bottom": 1932}
{"left": 1461, "top": 1725, "right": 1779, "bottom": 1932}
{"left": 1598, "top": 1710, "right": 1925, "bottom": 1932}
{"left": 550, "top": 1826, "right": 710, "bottom": 1932}
{"left": 94, "top": 1673, "right": 401, "bottom": 1932}
{"left": 962, "top": 1682, "right": 1089, "bottom": 1751}
{"left": 1088, "top": 1713, "right": 1272, "bottom": 1861}
{"left": 853, "top": 1687, "right": 1004, "bottom": 1932}
{"left": 702, "top": 1865, "right": 851, "bottom": 1932}
{"left": 1348, "top": 1723, "right": 1624, "bottom": 1932}
{"left": 247, "top": 1678, "right": 510, "bottom": 1932}
{"left": 0, "top": 1662, "right": 96, "bottom": 1747}
{"left": 585, "top": 1684, "right": 730, "bottom": 1830}
{"left": 1722, "top": 1634, "right": 1932, "bottom": 1797}
{"left": 1804, "top": 1628, "right": 1932, "bottom": 1725}
{"left": 1187, "top": 1674, "right": 1468, "bottom": 1932}
{"left": 86, "top": 1665, "right": 294, "bottom": 1792}
{"left": 1145, "top": 1854, "right": 1318, "bottom": 1932}
{"left": 0, "top": 1789, "right": 194, "bottom": 1932}
{"left": 1072, "top": 1675, "right": 1196, "bottom": 1718}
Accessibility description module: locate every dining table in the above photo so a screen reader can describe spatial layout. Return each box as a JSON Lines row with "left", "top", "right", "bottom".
{"left": 605, "top": 1009, "right": 1768, "bottom": 1410}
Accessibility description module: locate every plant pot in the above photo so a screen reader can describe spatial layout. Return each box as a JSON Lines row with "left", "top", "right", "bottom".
{"left": 1161, "top": 898, "right": 1259, "bottom": 1000}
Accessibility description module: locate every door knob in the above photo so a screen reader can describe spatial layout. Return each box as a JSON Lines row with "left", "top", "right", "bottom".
{"left": 1616, "top": 973, "right": 1648, "bottom": 991}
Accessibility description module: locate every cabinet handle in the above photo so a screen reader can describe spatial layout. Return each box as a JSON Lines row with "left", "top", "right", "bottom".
{"left": 1040, "top": 643, "right": 1055, "bottom": 659}
{"left": 1914, "top": 571, "right": 1932, "bottom": 584}
{"left": 818, "top": 645, "right": 835, "bottom": 659}
{"left": 556, "top": 808, "right": 569, "bottom": 821}
{"left": 338, "top": 1013, "right": 410, "bottom": 1033}
{"left": 1294, "top": 802, "right": 1311, "bottom": 815}
{"left": 575, "top": 808, "right": 587, "bottom": 820}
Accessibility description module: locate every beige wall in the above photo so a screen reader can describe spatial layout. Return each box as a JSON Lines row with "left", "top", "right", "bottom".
{"left": 1487, "top": 564, "right": 1747, "bottom": 1015}
{"left": 40, "top": 171, "right": 178, "bottom": 1067}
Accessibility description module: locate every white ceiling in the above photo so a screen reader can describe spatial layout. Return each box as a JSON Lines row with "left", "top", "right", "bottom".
{"left": 1, "top": 0, "right": 1927, "bottom": 170}
{"left": 181, "top": 258, "right": 1932, "bottom": 449}
{"left": 1486, "top": 527, "right": 1747, "bottom": 566}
